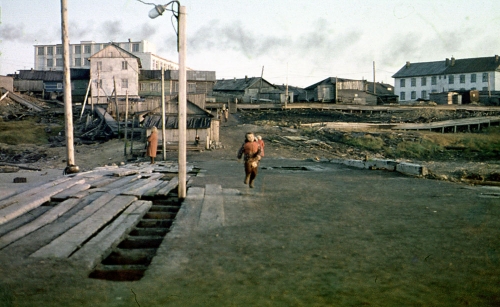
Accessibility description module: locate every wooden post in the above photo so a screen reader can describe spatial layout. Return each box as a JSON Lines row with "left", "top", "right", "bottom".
{"left": 178, "top": 6, "right": 187, "bottom": 199}
{"left": 124, "top": 91, "right": 129, "bottom": 156}
{"left": 113, "top": 77, "right": 120, "bottom": 138}
{"left": 161, "top": 68, "right": 166, "bottom": 161}
{"left": 130, "top": 115, "right": 135, "bottom": 155}
{"left": 60, "top": 0, "right": 76, "bottom": 168}
{"left": 79, "top": 79, "right": 91, "bottom": 120}
{"left": 257, "top": 66, "right": 264, "bottom": 103}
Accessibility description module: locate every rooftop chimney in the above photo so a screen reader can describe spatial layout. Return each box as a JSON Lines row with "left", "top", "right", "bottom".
{"left": 451, "top": 57, "right": 455, "bottom": 66}
{"left": 405, "top": 61, "right": 410, "bottom": 68}
{"left": 445, "top": 58, "right": 450, "bottom": 66}
{"left": 496, "top": 55, "right": 499, "bottom": 63}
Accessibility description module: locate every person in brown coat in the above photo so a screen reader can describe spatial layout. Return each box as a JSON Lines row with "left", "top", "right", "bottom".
{"left": 147, "top": 126, "right": 158, "bottom": 164}
{"left": 237, "top": 132, "right": 261, "bottom": 188}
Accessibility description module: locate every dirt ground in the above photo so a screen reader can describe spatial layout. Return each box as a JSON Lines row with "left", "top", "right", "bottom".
{"left": 0, "top": 97, "right": 500, "bottom": 306}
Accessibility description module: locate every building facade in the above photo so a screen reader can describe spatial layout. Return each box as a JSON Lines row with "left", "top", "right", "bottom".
{"left": 34, "top": 40, "right": 178, "bottom": 72}
{"left": 392, "top": 55, "right": 500, "bottom": 102}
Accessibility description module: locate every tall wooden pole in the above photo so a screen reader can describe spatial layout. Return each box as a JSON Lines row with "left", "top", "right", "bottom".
{"left": 60, "top": 0, "right": 75, "bottom": 167}
{"left": 124, "top": 91, "right": 129, "bottom": 156}
{"left": 178, "top": 6, "right": 187, "bottom": 199}
{"left": 161, "top": 68, "right": 166, "bottom": 161}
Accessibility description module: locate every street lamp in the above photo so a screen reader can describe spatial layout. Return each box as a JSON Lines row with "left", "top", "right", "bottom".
{"left": 148, "top": 1, "right": 187, "bottom": 199}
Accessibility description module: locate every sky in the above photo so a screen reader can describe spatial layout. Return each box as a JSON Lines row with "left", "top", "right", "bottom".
{"left": 0, "top": 0, "right": 499, "bottom": 88}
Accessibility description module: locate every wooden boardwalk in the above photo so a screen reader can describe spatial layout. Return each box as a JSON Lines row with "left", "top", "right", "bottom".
{"left": 0, "top": 161, "right": 192, "bottom": 269}
{"left": 301, "top": 115, "right": 500, "bottom": 133}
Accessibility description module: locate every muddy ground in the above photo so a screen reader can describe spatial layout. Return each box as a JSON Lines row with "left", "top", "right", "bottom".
{"left": 1, "top": 94, "right": 499, "bottom": 185}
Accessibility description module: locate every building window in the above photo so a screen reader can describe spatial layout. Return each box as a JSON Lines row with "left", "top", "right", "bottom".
{"left": 37, "top": 47, "right": 44, "bottom": 55}
{"left": 122, "top": 61, "right": 128, "bottom": 70}
{"left": 482, "top": 73, "right": 488, "bottom": 82}
{"left": 471, "top": 87, "right": 476, "bottom": 90}
{"left": 471, "top": 74, "right": 476, "bottom": 83}
{"left": 56, "top": 46, "right": 63, "bottom": 55}
{"left": 57, "top": 83, "right": 63, "bottom": 89}
{"left": 75, "top": 58, "right": 81, "bottom": 67}
{"left": 460, "top": 75, "right": 465, "bottom": 84}
{"left": 97, "top": 61, "right": 102, "bottom": 71}
{"left": 483, "top": 86, "right": 488, "bottom": 91}
{"left": 431, "top": 76, "right": 437, "bottom": 85}
{"left": 188, "top": 83, "right": 196, "bottom": 93}
{"left": 47, "top": 46, "right": 53, "bottom": 55}
{"left": 448, "top": 75, "right": 454, "bottom": 84}
{"left": 95, "top": 44, "right": 101, "bottom": 52}
{"left": 400, "top": 79, "right": 405, "bottom": 88}
{"left": 132, "top": 43, "right": 140, "bottom": 52}
{"left": 411, "top": 78, "right": 416, "bottom": 87}
{"left": 84, "top": 58, "right": 90, "bottom": 66}
{"left": 56, "top": 58, "right": 63, "bottom": 66}
{"left": 400, "top": 92, "right": 405, "bottom": 100}
{"left": 421, "top": 90, "right": 427, "bottom": 99}
{"left": 421, "top": 77, "right": 427, "bottom": 86}
{"left": 150, "top": 83, "right": 159, "bottom": 92}
{"left": 411, "top": 91, "right": 416, "bottom": 99}
{"left": 140, "top": 83, "right": 147, "bottom": 91}
{"left": 121, "top": 79, "right": 128, "bottom": 88}
{"left": 84, "top": 45, "right": 91, "bottom": 54}
{"left": 75, "top": 45, "right": 81, "bottom": 54}
{"left": 47, "top": 59, "right": 53, "bottom": 67}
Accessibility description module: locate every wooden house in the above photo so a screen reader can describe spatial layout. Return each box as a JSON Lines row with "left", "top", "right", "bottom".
{"left": 13, "top": 69, "right": 89, "bottom": 101}
{"left": 138, "top": 70, "right": 216, "bottom": 109}
{"left": 303, "top": 77, "right": 378, "bottom": 105}
{"left": 89, "top": 43, "right": 141, "bottom": 105}
{"left": 212, "top": 76, "right": 277, "bottom": 103}
{"left": 141, "top": 97, "right": 218, "bottom": 146}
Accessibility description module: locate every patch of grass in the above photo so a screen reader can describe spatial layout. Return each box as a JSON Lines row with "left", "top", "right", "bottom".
{"left": 342, "top": 134, "right": 385, "bottom": 151}
{"left": 0, "top": 118, "right": 63, "bottom": 145}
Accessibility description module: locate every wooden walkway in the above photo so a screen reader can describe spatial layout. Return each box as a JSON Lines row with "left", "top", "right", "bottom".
{"left": 301, "top": 116, "right": 500, "bottom": 133}
{"left": 0, "top": 162, "right": 192, "bottom": 268}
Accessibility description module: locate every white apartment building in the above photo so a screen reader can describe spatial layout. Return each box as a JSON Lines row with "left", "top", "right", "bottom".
{"left": 392, "top": 55, "right": 500, "bottom": 102}
{"left": 34, "top": 39, "right": 178, "bottom": 72}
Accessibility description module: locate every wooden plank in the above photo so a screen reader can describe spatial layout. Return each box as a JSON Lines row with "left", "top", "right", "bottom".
{"left": 0, "top": 179, "right": 85, "bottom": 225}
{"left": 121, "top": 180, "right": 163, "bottom": 198}
{"left": 143, "top": 180, "right": 171, "bottom": 198}
{"left": 112, "top": 169, "right": 140, "bottom": 177}
{"left": 0, "top": 177, "right": 71, "bottom": 210}
{"left": 92, "top": 174, "right": 141, "bottom": 192}
{"left": 51, "top": 183, "right": 92, "bottom": 201}
{"left": 71, "top": 200, "right": 152, "bottom": 269}
{"left": 87, "top": 177, "right": 119, "bottom": 188}
{"left": 156, "top": 176, "right": 179, "bottom": 196}
{"left": 31, "top": 195, "right": 137, "bottom": 258}
{"left": 0, "top": 198, "right": 81, "bottom": 250}
{"left": 198, "top": 184, "right": 225, "bottom": 229}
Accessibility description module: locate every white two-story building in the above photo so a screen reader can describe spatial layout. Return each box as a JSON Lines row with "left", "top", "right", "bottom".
{"left": 392, "top": 55, "right": 500, "bottom": 102}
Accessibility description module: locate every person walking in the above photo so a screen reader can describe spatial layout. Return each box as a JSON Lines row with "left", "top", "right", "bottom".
{"left": 237, "top": 132, "right": 261, "bottom": 188}
{"left": 147, "top": 126, "right": 158, "bottom": 164}
{"left": 256, "top": 135, "right": 265, "bottom": 157}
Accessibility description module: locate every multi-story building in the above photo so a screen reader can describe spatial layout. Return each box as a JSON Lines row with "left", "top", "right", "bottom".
{"left": 34, "top": 40, "right": 178, "bottom": 72}
{"left": 392, "top": 55, "right": 500, "bottom": 102}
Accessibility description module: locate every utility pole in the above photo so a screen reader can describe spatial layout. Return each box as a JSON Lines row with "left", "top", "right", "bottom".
{"left": 60, "top": 0, "right": 76, "bottom": 169}
{"left": 257, "top": 66, "right": 264, "bottom": 103}
{"left": 161, "top": 68, "right": 166, "bottom": 161}
{"left": 285, "top": 62, "right": 288, "bottom": 108}
{"left": 178, "top": 5, "right": 187, "bottom": 199}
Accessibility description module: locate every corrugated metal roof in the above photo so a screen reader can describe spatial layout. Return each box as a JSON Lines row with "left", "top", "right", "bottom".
{"left": 213, "top": 77, "right": 275, "bottom": 91}
{"left": 392, "top": 55, "right": 500, "bottom": 78}
{"left": 304, "top": 77, "right": 358, "bottom": 90}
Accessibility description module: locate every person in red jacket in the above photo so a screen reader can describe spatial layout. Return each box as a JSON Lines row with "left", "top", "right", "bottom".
{"left": 237, "top": 132, "right": 261, "bottom": 188}
{"left": 146, "top": 126, "right": 158, "bottom": 164}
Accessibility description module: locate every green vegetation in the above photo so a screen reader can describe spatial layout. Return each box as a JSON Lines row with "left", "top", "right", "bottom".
{"left": 0, "top": 118, "right": 63, "bottom": 145}
{"left": 338, "top": 127, "right": 500, "bottom": 161}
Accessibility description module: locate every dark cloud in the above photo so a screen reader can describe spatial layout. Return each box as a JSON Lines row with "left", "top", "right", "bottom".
{"left": 0, "top": 23, "right": 58, "bottom": 43}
